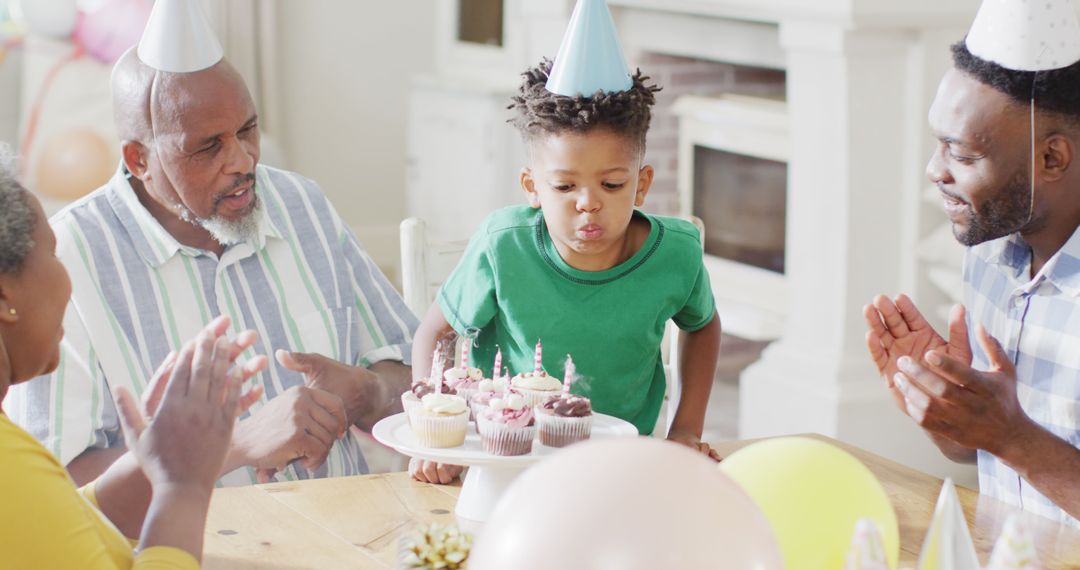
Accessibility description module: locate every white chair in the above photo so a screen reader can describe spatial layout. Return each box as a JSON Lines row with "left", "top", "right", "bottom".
{"left": 399, "top": 216, "right": 704, "bottom": 436}
{"left": 400, "top": 218, "right": 471, "bottom": 318}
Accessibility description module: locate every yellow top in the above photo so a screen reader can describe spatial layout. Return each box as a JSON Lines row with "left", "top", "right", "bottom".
{"left": 0, "top": 413, "right": 197, "bottom": 569}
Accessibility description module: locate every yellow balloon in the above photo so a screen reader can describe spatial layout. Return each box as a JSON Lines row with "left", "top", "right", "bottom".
{"left": 35, "top": 128, "right": 115, "bottom": 202}
{"left": 719, "top": 437, "right": 900, "bottom": 570}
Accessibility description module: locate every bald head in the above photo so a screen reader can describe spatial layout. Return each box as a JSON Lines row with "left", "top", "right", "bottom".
{"left": 110, "top": 47, "right": 156, "bottom": 143}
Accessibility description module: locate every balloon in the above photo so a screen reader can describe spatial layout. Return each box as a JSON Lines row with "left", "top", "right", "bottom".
{"left": 20, "top": 0, "right": 78, "bottom": 39}
{"left": 720, "top": 437, "right": 900, "bottom": 570}
{"left": 35, "top": 128, "right": 114, "bottom": 201}
{"left": 73, "top": 0, "right": 153, "bottom": 65}
{"left": 470, "top": 437, "right": 784, "bottom": 570}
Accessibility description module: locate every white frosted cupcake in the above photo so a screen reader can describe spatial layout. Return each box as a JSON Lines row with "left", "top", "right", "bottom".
{"left": 476, "top": 394, "right": 536, "bottom": 456}
{"left": 409, "top": 393, "right": 469, "bottom": 448}
{"left": 511, "top": 370, "right": 563, "bottom": 408}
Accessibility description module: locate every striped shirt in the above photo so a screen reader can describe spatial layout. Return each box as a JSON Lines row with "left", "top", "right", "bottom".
{"left": 965, "top": 225, "right": 1080, "bottom": 527}
{"left": 3, "top": 165, "right": 417, "bottom": 485}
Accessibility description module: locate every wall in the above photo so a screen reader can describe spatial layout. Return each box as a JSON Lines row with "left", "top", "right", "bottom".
{"left": 274, "top": 1, "right": 436, "bottom": 283}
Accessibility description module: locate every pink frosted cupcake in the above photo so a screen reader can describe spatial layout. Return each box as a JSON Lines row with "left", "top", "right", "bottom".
{"left": 469, "top": 377, "right": 516, "bottom": 421}
{"left": 444, "top": 338, "right": 484, "bottom": 403}
{"left": 476, "top": 393, "right": 536, "bottom": 456}
{"left": 409, "top": 393, "right": 469, "bottom": 448}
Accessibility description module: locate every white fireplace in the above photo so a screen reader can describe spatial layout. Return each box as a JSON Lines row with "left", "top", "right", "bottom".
{"left": 673, "top": 94, "right": 789, "bottom": 341}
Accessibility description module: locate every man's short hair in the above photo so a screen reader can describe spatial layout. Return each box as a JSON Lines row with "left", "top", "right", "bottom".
{"left": 952, "top": 40, "right": 1080, "bottom": 123}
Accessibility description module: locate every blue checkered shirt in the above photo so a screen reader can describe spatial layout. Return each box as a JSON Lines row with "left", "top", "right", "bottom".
{"left": 964, "top": 225, "right": 1080, "bottom": 527}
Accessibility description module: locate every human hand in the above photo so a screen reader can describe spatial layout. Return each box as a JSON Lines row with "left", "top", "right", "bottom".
{"left": 408, "top": 458, "right": 464, "bottom": 485}
{"left": 140, "top": 320, "right": 266, "bottom": 421}
{"left": 667, "top": 429, "right": 722, "bottom": 461}
{"left": 864, "top": 295, "right": 971, "bottom": 411}
{"left": 231, "top": 383, "right": 348, "bottom": 483}
{"left": 892, "top": 325, "right": 1030, "bottom": 456}
{"left": 277, "top": 349, "right": 383, "bottom": 428}
{"left": 115, "top": 318, "right": 253, "bottom": 490}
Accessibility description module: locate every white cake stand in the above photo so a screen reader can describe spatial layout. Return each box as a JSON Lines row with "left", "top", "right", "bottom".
{"left": 372, "top": 412, "right": 637, "bottom": 522}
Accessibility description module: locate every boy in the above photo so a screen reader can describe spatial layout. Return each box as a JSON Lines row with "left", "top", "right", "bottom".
{"left": 410, "top": 0, "right": 721, "bottom": 484}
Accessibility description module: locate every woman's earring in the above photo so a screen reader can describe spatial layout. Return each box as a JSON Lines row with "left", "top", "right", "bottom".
{"left": 7, "top": 308, "right": 15, "bottom": 316}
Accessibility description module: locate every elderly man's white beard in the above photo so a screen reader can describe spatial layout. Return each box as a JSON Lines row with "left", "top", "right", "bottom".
{"left": 179, "top": 193, "right": 264, "bottom": 246}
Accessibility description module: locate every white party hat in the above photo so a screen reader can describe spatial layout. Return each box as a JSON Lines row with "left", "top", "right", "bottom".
{"left": 844, "top": 518, "right": 891, "bottom": 570}
{"left": 916, "top": 479, "right": 980, "bottom": 570}
{"left": 986, "top": 513, "right": 1041, "bottom": 570}
{"left": 137, "top": 0, "right": 223, "bottom": 73}
{"left": 545, "top": 0, "right": 633, "bottom": 97}
{"left": 965, "top": 0, "right": 1080, "bottom": 71}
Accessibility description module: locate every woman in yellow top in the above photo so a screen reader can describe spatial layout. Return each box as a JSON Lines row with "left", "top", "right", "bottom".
{"left": 0, "top": 158, "right": 267, "bottom": 567}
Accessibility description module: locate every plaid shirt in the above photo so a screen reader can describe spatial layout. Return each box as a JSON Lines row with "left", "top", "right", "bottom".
{"left": 964, "top": 225, "right": 1080, "bottom": 527}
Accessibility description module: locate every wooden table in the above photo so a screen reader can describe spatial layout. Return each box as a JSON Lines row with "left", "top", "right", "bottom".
{"left": 203, "top": 435, "right": 1080, "bottom": 569}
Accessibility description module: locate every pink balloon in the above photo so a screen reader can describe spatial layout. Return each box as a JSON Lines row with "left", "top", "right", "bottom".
{"left": 73, "top": 0, "right": 153, "bottom": 65}
{"left": 470, "top": 438, "right": 785, "bottom": 570}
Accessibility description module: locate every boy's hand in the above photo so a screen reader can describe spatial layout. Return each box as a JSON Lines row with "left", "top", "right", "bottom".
{"left": 667, "top": 429, "right": 722, "bottom": 462}
{"left": 408, "top": 458, "right": 464, "bottom": 485}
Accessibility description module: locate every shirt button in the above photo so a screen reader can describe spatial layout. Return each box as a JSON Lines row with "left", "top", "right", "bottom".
{"left": 1013, "top": 295, "right": 1027, "bottom": 308}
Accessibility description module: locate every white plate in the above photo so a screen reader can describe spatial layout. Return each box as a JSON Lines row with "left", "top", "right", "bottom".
{"left": 372, "top": 412, "right": 638, "bottom": 467}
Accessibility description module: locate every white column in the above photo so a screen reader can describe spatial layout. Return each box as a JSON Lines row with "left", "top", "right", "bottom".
{"left": 738, "top": 20, "right": 975, "bottom": 482}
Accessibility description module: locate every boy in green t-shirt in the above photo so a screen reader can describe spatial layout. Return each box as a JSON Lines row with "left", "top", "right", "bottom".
{"left": 409, "top": 1, "right": 721, "bottom": 485}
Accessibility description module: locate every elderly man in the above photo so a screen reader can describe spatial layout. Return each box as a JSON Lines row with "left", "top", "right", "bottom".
{"left": 4, "top": 2, "right": 416, "bottom": 489}
{"left": 864, "top": 0, "right": 1080, "bottom": 526}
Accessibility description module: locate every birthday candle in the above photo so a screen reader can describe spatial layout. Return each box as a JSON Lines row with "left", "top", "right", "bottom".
{"left": 429, "top": 348, "right": 440, "bottom": 387}
{"left": 492, "top": 346, "right": 502, "bottom": 379}
{"left": 460, "top": 335, "right": 471, "bottom": 369}
{"left": 534, "top": 339, "right": 543, "bottom": 374}
{"left": 563, "top": 354, "right": 575, "bottom": 395}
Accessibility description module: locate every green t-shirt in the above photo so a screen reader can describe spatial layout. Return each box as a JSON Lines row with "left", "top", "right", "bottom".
{"left": 437, "top": 205, "right": 715, "bottom": 434}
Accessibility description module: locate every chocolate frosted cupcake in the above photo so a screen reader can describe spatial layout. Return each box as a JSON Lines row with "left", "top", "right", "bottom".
{"left": 476, "top": 394, "right": 536, "bottom": 456}
{"left": 537, "top": 393, "right": 592, "bottom": 448}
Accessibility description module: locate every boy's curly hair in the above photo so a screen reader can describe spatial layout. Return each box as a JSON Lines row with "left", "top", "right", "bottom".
{"left": 508, "top": 58, "right": 662, "bottom": 153}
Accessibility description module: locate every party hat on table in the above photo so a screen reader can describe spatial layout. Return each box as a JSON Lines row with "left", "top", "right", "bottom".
{"left": 545, "top": 0, "right": 633, "bottom": 97}
{"left": 986, "top": 513, "right": 1041, "bottom": 570}
{"left": 916, "top": 479, "right": 979, "bottom": 570}
{"left": 845, "top": 518, "right": 891, "bottom": 570}
{"left": 137, "top": 0, "right": 223, "bottom": 72}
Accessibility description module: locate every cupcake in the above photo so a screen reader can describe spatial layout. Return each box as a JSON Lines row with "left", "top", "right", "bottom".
{"left": 537, "top": 394, "right": 593, "bottom": 447}
{"left": 511, "top": 339, "right": 562, "bottom": 407}
{"left": 443, "top": 366, "right": 483, "bottom": 404}
{"left": 409, "top": 393, "right": 469, "bottom": 448}
{"left": 469, "top": 376, "right": 516, "bottom": 421}
{"left": 537, "top": 355, "right": 593, "bottom": 448}
{"left": 402, "top": 349, "right": 452, "bottom": 425}
{"left": 476, "top": 393, "right": 536, "bottom": 456}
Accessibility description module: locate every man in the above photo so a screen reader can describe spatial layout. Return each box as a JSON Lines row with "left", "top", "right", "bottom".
{"left": 864, "top": 0, "right": 1080, "bottom": 526}
{"left": 4, "top": 0, "right": 416, "bottom": 486}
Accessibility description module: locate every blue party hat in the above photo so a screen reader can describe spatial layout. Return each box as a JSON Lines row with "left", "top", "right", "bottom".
{"left": 545, "top": 0, "right": 633, "bottom": 97}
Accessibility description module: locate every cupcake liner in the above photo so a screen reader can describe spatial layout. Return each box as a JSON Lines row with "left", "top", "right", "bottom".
{"left": 409, "top": 407, "right": 469, "bottom": 448}
{"left": 455, "top": 387, "right": 480, "bottom": 405}
{"left": 537, "top": 413, "right": 592, "bottom": 448}
{"left": 401, "top": 392, "right": 421, "bottom": 427}
{"left": 477, "top": 416, "right": 536, "bottom": 456}
{"left": 515, "top": 387, "right": 561, "bottom": 408}
{"left": 470, "top": 399, "right": 490, "bottom": 423}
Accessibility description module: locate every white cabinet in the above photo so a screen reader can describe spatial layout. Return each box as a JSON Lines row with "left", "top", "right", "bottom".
{"left": 405, "top": 75, "right": 527, "bottom": 241}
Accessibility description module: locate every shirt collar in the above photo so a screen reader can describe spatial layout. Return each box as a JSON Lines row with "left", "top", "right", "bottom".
{"left": 986, "top": 226, "right": 1080, "bottom": 297}
{"left": 106, "top": 164, "right": 281, "bottom": 268}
